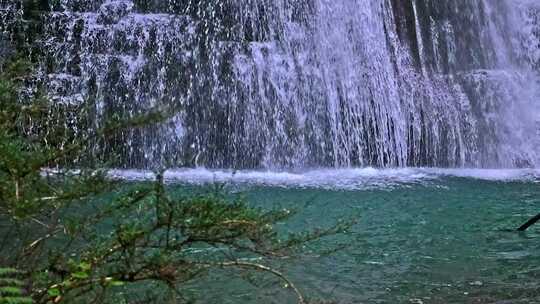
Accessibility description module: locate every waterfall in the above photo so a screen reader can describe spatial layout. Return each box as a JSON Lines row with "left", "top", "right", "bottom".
{"left": 2, "top": 0, "right": 539, "bottom": 169}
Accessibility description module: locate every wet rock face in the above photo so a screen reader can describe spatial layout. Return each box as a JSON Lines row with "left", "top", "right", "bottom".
{"left": 0, "top": 34, "right": 13, "bottom": 68}
{"left": 97, "top": 1, "right": 134, "bottom": 24}
{"left": 3, "top": 0, "right": 540, "bottom": 169}
{"left": 393, "top": 0, "right": 498, "bottom": 73}
{"left": 50, "top": 0, "right": 105, "bottom": 12}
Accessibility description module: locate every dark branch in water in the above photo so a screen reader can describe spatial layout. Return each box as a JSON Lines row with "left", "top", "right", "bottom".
{"left": 518, "top": 213, "right": 540, "bottom": 231}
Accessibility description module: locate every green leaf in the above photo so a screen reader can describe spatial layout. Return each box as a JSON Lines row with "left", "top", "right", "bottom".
{"left": 71, "top": 271, "right": 89, "bottom": 280}
{"left": 78, "top": 262, "right": 91, "bottom": 272}
{"left": 109, "top": 280, "right": 124, "bottom": 287}
{"left": 47, "top": 288, "right": 60, "bottom": 297}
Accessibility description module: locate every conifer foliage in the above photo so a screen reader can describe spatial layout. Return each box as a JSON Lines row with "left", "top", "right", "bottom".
{"left": 0, "top": 52, "right": 353, "bottom": 304}
{"left": 0, "top": 268, "right": 32, "bottom": 304}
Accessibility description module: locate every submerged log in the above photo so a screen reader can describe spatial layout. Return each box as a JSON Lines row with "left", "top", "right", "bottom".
{"left": 517, "top": 213, "right": 540, "bottom": 231}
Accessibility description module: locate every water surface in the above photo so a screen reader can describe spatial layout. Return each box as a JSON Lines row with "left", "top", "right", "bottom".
{"left": 119, "top": 169, "right": 540, "bottom": 303}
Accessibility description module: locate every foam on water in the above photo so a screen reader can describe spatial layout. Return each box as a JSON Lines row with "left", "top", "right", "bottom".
{"left": 425, "top": 168, "right": 540, "bottom": 181}
{"left": 108, "top": 168, "right": 540, "bottom": 190}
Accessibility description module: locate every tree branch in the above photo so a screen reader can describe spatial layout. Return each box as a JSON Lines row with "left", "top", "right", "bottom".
{"left": 518, "top": 213, "right": 540, "bottom": 231}
{"left": 201, "top": 261, "right": 305, "bottom": 304}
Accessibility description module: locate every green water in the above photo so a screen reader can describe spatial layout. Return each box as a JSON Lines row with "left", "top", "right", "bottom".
{"left": 179, "top": 176, "right": 540, "bottom": 304}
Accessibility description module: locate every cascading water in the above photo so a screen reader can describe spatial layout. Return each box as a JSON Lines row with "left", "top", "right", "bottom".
{"left": 1, "top": 0, "right": 539, "bottom": 169}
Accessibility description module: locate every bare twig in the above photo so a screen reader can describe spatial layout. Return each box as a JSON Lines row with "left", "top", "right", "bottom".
{"left": 23, "top": 228, "right": 62, "bottom": 254}
{"left": 518, "top": 213, "right": 540, "bottom": 231}
{"left": 15, "top": 179, "right": 20, "bottom": 201}
{"left": 200, "top": 261, "right": 305, "bottom": 304}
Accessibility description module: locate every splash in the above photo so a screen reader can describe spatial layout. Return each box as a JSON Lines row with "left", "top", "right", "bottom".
{"left": 108, "top": 167, "right": 540, "bottom": 190}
